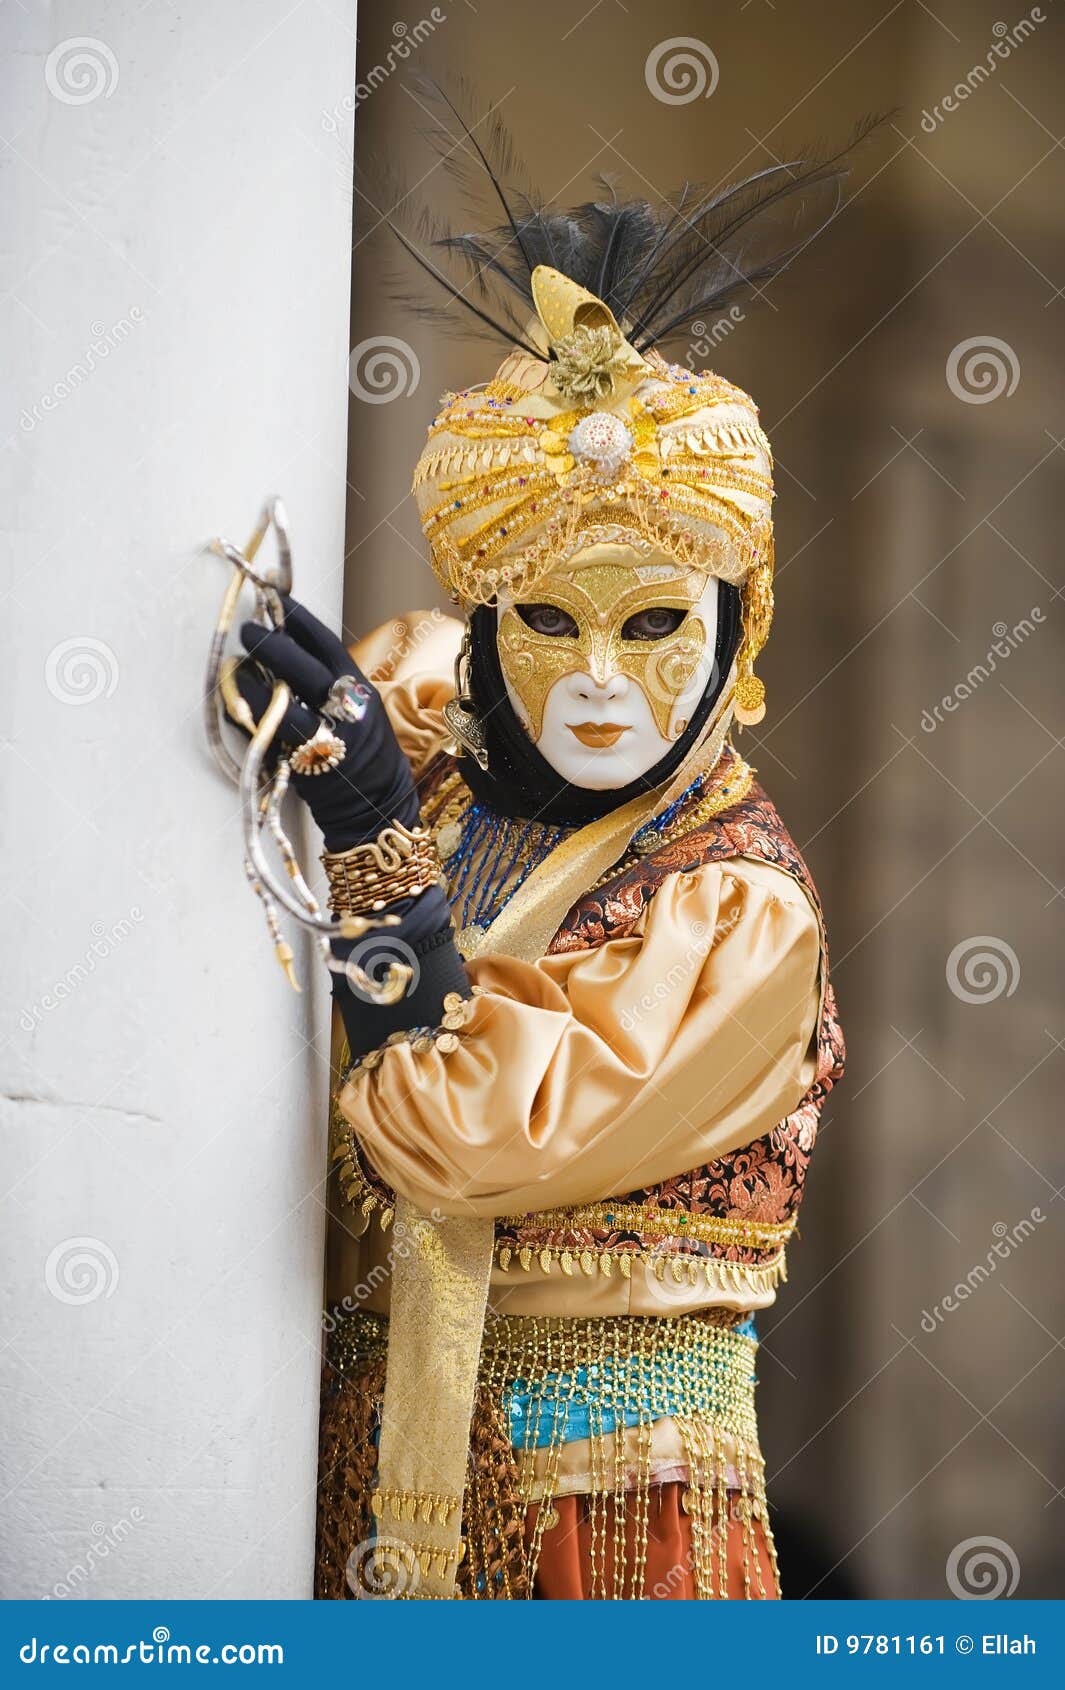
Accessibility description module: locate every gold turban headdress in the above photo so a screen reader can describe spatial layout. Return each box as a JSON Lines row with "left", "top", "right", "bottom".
{"left": 412, "top": 265, "right": 775, "bottom": 724}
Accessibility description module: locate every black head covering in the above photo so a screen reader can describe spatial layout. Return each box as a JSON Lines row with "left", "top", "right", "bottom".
{"left": 458, "top": 583, "right": 741, "bottom": 825}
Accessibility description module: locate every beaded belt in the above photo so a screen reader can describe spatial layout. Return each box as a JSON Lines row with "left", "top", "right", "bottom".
{"left": 323, "top": 1307, "right": 774, "bottom": 1600}
{"left": 326, "top": 1307, "right": 759, "bottom": 1452}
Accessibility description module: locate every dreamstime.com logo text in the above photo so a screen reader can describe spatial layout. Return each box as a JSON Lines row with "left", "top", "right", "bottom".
{"left": 322, "top": 1209, "right": 445, "bottom": 1332}
{"left": 920, "top": 1208, "right": 1045, "bottom": 1333}
{"left": 919, "top": 10, "right": 1046, "bottom": 133}
{"left": 45, "top": 1510, "right": 145, "bottom": 1599}
{"left": 19, "top": 1626, "right": 283, "bottom": 1666}
{"left": 685, "top": 305, "right": 745, "bottom": 370}
{"left": 322, "top": 11, "right": 446, "bottom": 134}
{"left": 18, "top": 310, "right": 145, "bottom": 434}
{"left": 21, "top": 911, "right": 144, "bottom": 1032}
{"left": 920, "top": 610, "right": 1044, "bottom": 732}
{"left": 619, "top": 906, "right": 742, "bottom": 1033}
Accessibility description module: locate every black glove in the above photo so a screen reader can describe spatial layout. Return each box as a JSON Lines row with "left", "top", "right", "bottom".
{"left": 232, "top": 595, "right": 417, "bottom": 852}
{"left": 225, "top": 595, "right": 468, "bottom": 1059}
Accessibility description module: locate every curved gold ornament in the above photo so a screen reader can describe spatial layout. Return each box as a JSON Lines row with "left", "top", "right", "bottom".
{"left": 204, "top": 497, "right": 409, "bottom": 1005}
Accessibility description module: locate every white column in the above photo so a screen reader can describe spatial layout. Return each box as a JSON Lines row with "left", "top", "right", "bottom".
{"left": 0, "top": 3, "right": 356, "bottom": 1598}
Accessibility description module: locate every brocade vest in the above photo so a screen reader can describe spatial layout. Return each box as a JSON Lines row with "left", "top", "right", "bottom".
{"left": 336, "top": 767, "right": 844, "bottom": 1303}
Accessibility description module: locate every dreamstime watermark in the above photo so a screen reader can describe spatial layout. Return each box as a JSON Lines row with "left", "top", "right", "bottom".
{"left": 46, "top": 1509, "right": 146, "bottom": 1599}
{"left": 946, "top": 1535, "right": 1020, "bottom": 1599}
{"left": 44, "top": 38, "right": 119, "bottom": 105}
{"left": 946, "top": 335, "right": 1019, "bottom": 403}
{"left": 45, "top": 1237, "right": 120, "bottom": 1306}
{"left": 365, "top": 608, "right": 449, "bottom": 684}
{"left": 322, "top": 11, "right": 446, "bottom": 135}
{"left": 345, "top": 1535, "right": 421, "bottom": 1599}
{"left": 322, "top": 1209, "right": 445, "bottom": 1332}
{"left": 45, "top": 636, "right": 119, "bottom": 705}
{"left": 641, "top": 1241, "right": 711, "bottom": 1308}
{"left": 919, "top": 1208, "right": 1044, "bottom": 1333}
{"left": 19, "top": 1629, "right": 283, "bottom": 1666}
{"left": 21, "top": 910, "right": 144, "bottom": 1032}
{"left": 685, "top": 305, "right": 745, "bottom": 370}
{"left": 650, "top": 1530, "right": 729, "bottom": 1598}
{"left": 920, "top": 610, "right": 1044, "bottom": 732}
{"left": 946, "top": 935, "right": 1020, "bottom": 1004}
{"left": 348, "top": 336, "right": 421, "bottom": 403}
{"left": 920, "top": 10, "right": 1046, "bottom": 133}
{"left": 645, "top": 38, "right": 719, "bottom": 105}
{"left": 341, "top": 934, "right": 421, "bottom": 1005}
{"left": 19, "top": 309, "right": 145, "bottom": 435}
{"left": 620, "top": 907, "right": 742, "bottom": 1033}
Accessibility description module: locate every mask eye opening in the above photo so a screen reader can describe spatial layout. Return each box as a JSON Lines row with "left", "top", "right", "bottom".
{"left": 619, "top": 606, "right": 689, "bottom": 642}
{"left": 515, "top": 602, "right": 580, "bottom": 638}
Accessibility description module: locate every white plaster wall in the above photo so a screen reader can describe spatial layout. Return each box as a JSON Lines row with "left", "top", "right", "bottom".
{"left": 0, "top": 2, "right": 356, "bottom": 1597}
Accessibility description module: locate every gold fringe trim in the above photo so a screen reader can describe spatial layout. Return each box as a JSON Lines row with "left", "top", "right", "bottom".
{"left": 495, "top": 1240, "right": 788, "bottom": 1295}
{"left": 480, "top": 1311, "right": 774, "bottom": 1599}
{"left": 372, "top": 1488, "right": 462, "bottom": 1528}
{"left": 329, "top": 1135, "right": 395, "bottom": 1231}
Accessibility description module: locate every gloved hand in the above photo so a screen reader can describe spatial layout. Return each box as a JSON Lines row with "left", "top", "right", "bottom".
{"left": 224, "top": 594, "right": 468, "bottom": 1057}
{"left": 227, "top": 596, "right": 419, "bottom": 852}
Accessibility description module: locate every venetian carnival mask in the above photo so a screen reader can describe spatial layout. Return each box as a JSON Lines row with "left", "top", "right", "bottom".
{"left": 413, "top": 263, "right": 777, "bottom": 788}
{"left": 497, "top": 543, "right": 720, "bottom": 789}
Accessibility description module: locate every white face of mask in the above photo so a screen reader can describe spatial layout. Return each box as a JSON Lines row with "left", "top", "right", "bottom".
{"left": 496, "top": 544, "right": 721, "bottom": 791}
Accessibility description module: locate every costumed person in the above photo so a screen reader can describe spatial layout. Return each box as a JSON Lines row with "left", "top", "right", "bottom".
{"left": 225, "top": 102, "right": 857, "bottom": 1600}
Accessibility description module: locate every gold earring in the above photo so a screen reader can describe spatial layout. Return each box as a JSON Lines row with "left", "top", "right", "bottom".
{"left": 442, "top": 622, "right": 489, "bottom": 770}
{"left": 732, "top": 668, "right": 766, "bottom": 727}
{"left": 734, "top": 533, "right": 773, "bottom": 727}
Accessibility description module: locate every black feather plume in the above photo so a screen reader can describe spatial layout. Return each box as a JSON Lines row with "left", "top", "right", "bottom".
{"left": 359, "top": 78, "right": 885, "bottom": 358}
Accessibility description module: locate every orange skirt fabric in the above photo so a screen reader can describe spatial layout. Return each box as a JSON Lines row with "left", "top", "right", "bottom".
{"left": 525, "top": 1482, "right": 780, "bottom": 1600}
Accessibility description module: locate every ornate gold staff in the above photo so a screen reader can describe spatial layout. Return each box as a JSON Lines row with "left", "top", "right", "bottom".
{"left": 204, "top": 497, "right": 411, "bottom": 1004}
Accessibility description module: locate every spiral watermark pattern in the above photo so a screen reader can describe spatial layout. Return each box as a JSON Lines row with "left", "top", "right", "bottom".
{"left": 342, "top": 934, "right": 420, "bottom": 1004}
{"left": 946, "top": 936, "right": 1020, "bottom": 1003}
{"left": 45, "top": 1238, "right": 120, "bottom": 1305}
{"left": 946, "top": 336, "right": 1019, "bottom": 404}
{"left": 345, "top": 1535, "right": 420, "bottom": 1599}
{"left": 44, "top": 39, "right": 119, "bottom": 106}
{"left": 644, "top": 38, "right": 719, "bottom": 105}
{"left": 641, "top": 1244, "right": 704, "bottom": 1307}
{"left": 946, "top": 1535, "right": 1020, "bottom": 1599}
{"left": 45, "top": 637, "right": 119, "bottom": 705}
{"left": 348, "top": 336, "right": 420, "bottom": 403}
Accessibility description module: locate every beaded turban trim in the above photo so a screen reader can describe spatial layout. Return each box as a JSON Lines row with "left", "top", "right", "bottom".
{"left": 411, "top": 267, "right": 776, "bottom": 709}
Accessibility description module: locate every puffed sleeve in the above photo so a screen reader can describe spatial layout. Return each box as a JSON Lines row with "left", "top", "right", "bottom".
{"left": 350, "top": 610, "right": 463, "bottom": 778}
{"left": 336, "top": 856, "right": 823, "bottom": 1217}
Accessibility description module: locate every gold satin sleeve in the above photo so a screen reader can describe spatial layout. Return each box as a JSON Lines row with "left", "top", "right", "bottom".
{"left": 336, "top": 857, "right": 822, "bottom": 1218}
{"left": 350, "top": 610, "right": 463, "bottom": 779}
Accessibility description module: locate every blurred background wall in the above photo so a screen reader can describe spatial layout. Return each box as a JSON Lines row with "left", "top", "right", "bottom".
{"left": 342, "top": 0, "right": 1064, "bottom": 1598}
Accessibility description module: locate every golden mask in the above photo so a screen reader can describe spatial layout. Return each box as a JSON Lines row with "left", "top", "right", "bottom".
{"left": 497, "top": 548, "right": 712, "bottom": 741}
